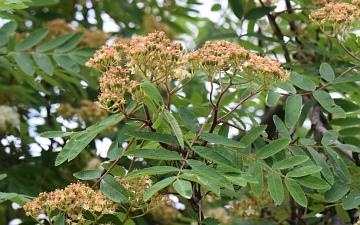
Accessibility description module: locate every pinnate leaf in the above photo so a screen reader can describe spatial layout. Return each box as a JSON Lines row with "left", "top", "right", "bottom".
{"left": 100, "top": 174, "right": 130, "bottom": 203}
{"left": 256, "top": 138, "right": 291, "bottom": 159}
{"left": 143, "top": 176, "right": 176, "bottom": 201}
{"left": 286, "top": 165, "right": 322, "bottom": 178}
{"left": 173, "top": 179, "right": 192, "bottom": 199}
{"left": 15, "top": 28, "right": 49, "bottom": 51}
{"left": 178, "top": 106, "right": 200, "bottom": 133}
{"left": 73, "top": 169, "right": 101, "bottom": 180}
{"left": 268, "top": 170, "right": 284, "bottom": 204}
{"left": 272, "top": 155, "right": 309, "bottom": 170}
{"left": 285, "top": 95, "right": 302, "bottom": 128}
{"left": 285, "top": 178, "right": 307, "bottom": 207}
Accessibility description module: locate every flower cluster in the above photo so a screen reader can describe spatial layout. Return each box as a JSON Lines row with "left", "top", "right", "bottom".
{"left": 96, "top": 66, "right": 144, "bottom": 113}
{"left": 309, "top": 2, "right": 360, "bottom": 36}
{"left": 23, "top": 181, "right": 118, "bottom": 224}
{"left": 0, "top": 105, "right": 20, "bottom": 132}
{"left": 126, "top": 31, "right": 189, "bottom": 83}
{"left": 186, "top": 40, "right": 290, "bottom": 84}
{"left": 117, "top": 175, "right": 169, "bottom": 213}
{"left": 86, "top": 31, "right": 290, "bottom": 113}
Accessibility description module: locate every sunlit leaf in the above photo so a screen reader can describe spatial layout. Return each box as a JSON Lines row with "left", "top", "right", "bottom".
{"left": 100, "top": 174, "right": 130, "bottom": 203}
{"left": 256, "top": 138, "right": 291, "bottom": 159}
{"left": 272, "top": 155, "right": 309, "bottom": 170}
{"left": 173, "top": 179, "right": 192, "bottom": 199}
{"left": 143, "top": 176, "right": 176, "bottom": 201}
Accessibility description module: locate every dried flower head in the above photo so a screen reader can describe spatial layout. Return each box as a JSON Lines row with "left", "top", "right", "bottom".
{"left": 97, "top": 66, "right": 144, "bottom": 113}
{"left": 309, "top": 2, "right": 360, "bottom": 36}
{"left": 187, "top": 40, "right": 289, "bottom": 84}
{"left": 186, "top": 40, "right": 250, "bottom": 79}
{"left": 23, "top": 181, "right": 118, "bottom": 224}
{"left": 126, "top": 31, "right": 188, "bottom": 83}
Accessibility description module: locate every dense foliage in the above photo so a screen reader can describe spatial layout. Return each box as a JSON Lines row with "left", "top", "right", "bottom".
{"left": 1, "top": 0, "right": 360, "bottom": 225}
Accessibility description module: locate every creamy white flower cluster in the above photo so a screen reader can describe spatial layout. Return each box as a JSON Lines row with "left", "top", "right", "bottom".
{"left": 0, "top": 105, "right": 20, "bottom": 132}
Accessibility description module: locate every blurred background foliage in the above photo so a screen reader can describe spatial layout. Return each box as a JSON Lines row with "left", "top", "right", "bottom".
{"left": 1, "top": 0, "right": 360, "bottom": 224}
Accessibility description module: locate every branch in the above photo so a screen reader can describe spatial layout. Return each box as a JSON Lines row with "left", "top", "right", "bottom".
{"left": 309, "top": 104, "right": 354, "bottom": 162}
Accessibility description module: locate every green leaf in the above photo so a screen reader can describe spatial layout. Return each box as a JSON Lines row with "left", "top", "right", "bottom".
{"left": 202, "top": 217, "right": 220, "bottom": 225}
{"left": 325, "top": 147, "right": 350, "bottom": 182}
{"left": 54, "top": 31, "right": 84, "bottom": 53}
{"left": 143, "top": 176, "right": 176, "bottom": 201}
{"left": 186, "top": 159, "right": 233, "bottom": 189}
{"left": 249, "top": 160, "right": 263, "bottom": 197}
{"left": 211, "top": 3, "right": 222, "bottom": 11}
{"left": 334, "top": 99, "right": 360, "bottom": 113}
{"left": 40, "top": 131, "right": 73, "bottom": 138}
{"left": 319, "top": 63, "right": 335, "bottom": 82}
{"left": 192, "top": 146, "right": 240, "bottom": 172}
{"left": 33, "top": 52, "right": 53, "bottom": 75}
{"left": 307, "top": 147, "right": 334, "bottom": 184}
{"left": 15, "top": 28, "right": 49, "bottom": 51}
{"left": 180, "top": 171, "right": 220, "bottom": 195}
{"left": 277, "top": 82, "right": 296, "bottom": 94}
{"left": 272, "top": 155, "right": 309, "bottom": 170}
{"left": 12, "top": 52, "right": 34, "bottom": 75}
{"left": 71, "top": 47, "right": 97, "bottom": 57}
{"left": 36, "top": 33, "right": 74, "bottom": 52}
{"left": 96, "top": 214, "right": 122, "bottom": 224}
{"left": 0, "top": 173, "right": 6, "bottom": 181}
{"left": 313, "top": 91, "right": 345, "bottom": 118}
{"left": 285, "top": 178, "right": 307, "bottom": 207}
{"left": 294, "top": 176, "right": 329, "bottom": 189}
{"left": 331, "top": 117, "right": 360, "bottom": 126}
{"left": 266, "top": 89, "right": 280, "bottom": 107}
{"left": 163, "top": 110, "right": 184, "bottom": 148}
{"left": 290, "top": 72, "right": 316, "bottom": 91}
{"left": 126, "top": 131, "right": 179, "bottom": 146}
{"left": 100, "top": 174, "right": 130, "bottom": 203}
{"left": 324, "top": 181, "right": 349, "bottom": 202}
{"left": 115, "top": 212, "right": 134, "bottom": 225}
{"left": 0, "top": 21, "right": 17, "bottom": 47}
{"left": 228, "top": 0, "right": 244, "bottom": 20}
{"left": 335, "top": 204, "right": 351, "bottom": 222}
{"left": 285, "top": 95, "right": 302, "bottom": 128}
{"left": 53, "top": 54, "right": 80, "bottom": 73}
{"left": 186, "top": 207, "right": 200, "bottom": 222}
{"left": 244, "top": 6, "right": 275, "bottom": 20}
{"left": 273, "top": 115, "right": 290, "bottom": 138}
{"left": 73, "top": 169, "right": 101, "bottom": 180}
{"left": 336, "top": 144, "right": 360, "bottom": 153}
{"left": 173, "top": 179, "right": 192, "bottom": 199}
{"left": 55, "top": 132, "right": 97, "bottom": 166}
{"left": 54, "top": 213, "right": 65, "bottom": 225}
{"left": 178, "top": 106, "right": 200, "bottom": 133}
{"left": 321, "top": 130, "right": 339, "bottom": 146}
{"left": 123, "top": 166, "right": 178, "bottom": 180}
{"left": 141, "top": 82, "right": 163, "bottom": 103}
{"left": 342, "top": 190, "right": 360, "bottom": 210}
{"left": 25, "top": 0, "right": 59, "bottom": 6}
{"left": 152, "top": 109, "right": 164, "bottom": 129}
{"left": 101, "top": 163, "right": 126, "bottom": 176}
{"left": 124, "top": 149, "right": 183, "bottom": 160}
{"left": 107, "top": 141, "right": 123, "bottom": 161}
{"left": 268, "top": 170, "right": 284, "bottom": 205}
{"left": 302, "top": 205, "right": 325, "bottom": 219}
{"left": 200, "top": 133, "right": 245, "bottom": 148}
{"left": 224, "top": 173, "right": 247, "bottom": 187}
{"left": 239, "top": 125, "right": 267, "bottom": 147}
{"left": 256, "top": 138, "right": 291, "bottom": 159}
{"left": 286, "top": 165, "right": 322, "bottom": 177}
{"left": 339, "top": 127, "right": 360, "bottom": 136}
{"left": 0, "top": 192, "right": 17, "bottom": 203}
